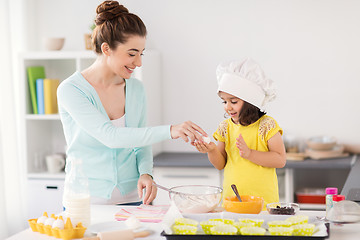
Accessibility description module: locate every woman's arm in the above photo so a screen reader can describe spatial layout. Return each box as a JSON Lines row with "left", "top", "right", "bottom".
{"left": 58, "top": 81, "right": 206, "bottom": 149}
{"left": 236, "top": 132, "right": 286, "bottom": 168}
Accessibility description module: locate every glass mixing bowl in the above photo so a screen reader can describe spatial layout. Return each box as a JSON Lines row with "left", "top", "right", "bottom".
{"left": 169, "top": 185, "right": 223, "bottom": 213}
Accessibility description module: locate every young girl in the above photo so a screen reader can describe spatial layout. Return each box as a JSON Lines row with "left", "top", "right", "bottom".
{"left": 194, "top": 58, "right": 286, "bottom": 206}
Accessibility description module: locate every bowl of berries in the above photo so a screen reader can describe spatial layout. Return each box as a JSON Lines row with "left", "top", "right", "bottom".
{"left": 266, "top": 202, "right": 300, "bottom": 215}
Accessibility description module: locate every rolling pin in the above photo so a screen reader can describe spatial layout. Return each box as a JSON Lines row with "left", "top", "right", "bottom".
{"left": 83, "top": 229, "right": 151, "bottom": 240}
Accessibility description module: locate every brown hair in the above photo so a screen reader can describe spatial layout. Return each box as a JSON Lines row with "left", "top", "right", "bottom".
{"left": 238, "top": 101, "right": 266, "bottom": 126}
{"left": 91, "top": 1, "right": 147, "bottom": 54}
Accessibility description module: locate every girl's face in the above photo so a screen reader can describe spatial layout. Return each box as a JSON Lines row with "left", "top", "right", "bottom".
{"left": 219, "top": 91, "right": 244, "bottom": 124}
{"left": 106, "top": 35, "right": 146, "bottom": 79}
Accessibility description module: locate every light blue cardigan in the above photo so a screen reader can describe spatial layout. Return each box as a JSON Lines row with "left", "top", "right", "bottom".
{"left": 57, "top": 71, "right": 171, "bottom": 198}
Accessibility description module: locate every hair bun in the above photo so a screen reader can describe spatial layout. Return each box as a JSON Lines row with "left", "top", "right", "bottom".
{"left": 95, "top": 1, "right": 129, "bottom": 25}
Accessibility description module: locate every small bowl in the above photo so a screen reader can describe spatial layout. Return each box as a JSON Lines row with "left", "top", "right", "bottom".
{"left": 266, "top": 202, "right": 300, "bottom": 215}
{"left": 306, "top": 136, "right": 336, "bottom": 150}
{"left": 43, "top": 37, "right": 65, "bottom": 51}
{"left": 169, "top": 185, "right": 222, "bottom": 214}
{"left": 224, "top": 195, "right": 264, "bottom": 214}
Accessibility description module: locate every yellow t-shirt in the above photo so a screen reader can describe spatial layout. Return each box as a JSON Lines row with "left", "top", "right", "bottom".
{"left": 213, "top": 115, "right": 283, "bottom": 207}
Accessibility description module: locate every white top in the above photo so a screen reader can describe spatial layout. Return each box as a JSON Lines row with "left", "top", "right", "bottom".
{"left": 111, "top": 114, "right": 126, "bottom": 127}
{"left": 90, "top": 114, "right": 141, "bottom": 205}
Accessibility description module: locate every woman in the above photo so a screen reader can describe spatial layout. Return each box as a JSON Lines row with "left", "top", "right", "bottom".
{"left": 57, "top": 0, "right": 207, "bottom": 205}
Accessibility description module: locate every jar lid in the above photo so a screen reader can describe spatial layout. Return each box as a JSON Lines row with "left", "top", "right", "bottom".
{"left": 326, "top": 187, "right": 338, "bottom": 195}
{"left": 333, "top": 195, "right": 345, "bottom": 201}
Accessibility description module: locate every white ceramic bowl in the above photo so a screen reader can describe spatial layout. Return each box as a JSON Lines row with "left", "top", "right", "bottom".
{"left": 306, "top": 136, "right": 337, "bottom": 150}
{"left": 169, "top": 185, "right": 222, "bottom": 213}
{"left": 43, "top": 37, "right": 65, "bottom": 51}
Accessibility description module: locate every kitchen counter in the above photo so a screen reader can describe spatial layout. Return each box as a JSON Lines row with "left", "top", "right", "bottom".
{"left": 6, "top": 204, "right": 360, "bottom": 240}
{"left": 154, "top": 152, "right": 357, "bottom": 169}
{"left": 154, "top": 153, "right": 358, "bottom": 205}
{"left": 154, "top": 152, "right": 213, "bottom": 167}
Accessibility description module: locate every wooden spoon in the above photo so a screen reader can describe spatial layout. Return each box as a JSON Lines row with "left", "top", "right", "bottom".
{"left": 231, "top": 184, "right": 242, "bottom": 202}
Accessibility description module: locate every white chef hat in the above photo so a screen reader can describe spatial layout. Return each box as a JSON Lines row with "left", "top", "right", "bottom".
{"left": 216, "top": 58, "right": 276, "bottom": 111}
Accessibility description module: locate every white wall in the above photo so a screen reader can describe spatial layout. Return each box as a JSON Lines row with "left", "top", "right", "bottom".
{"left": 25, "top": 0, "right": 360, "bottom": 152}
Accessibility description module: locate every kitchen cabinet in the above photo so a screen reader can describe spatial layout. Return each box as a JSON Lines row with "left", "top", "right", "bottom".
{"left": 18, "top": 50, "right": 162, "bottom": 218}
{"left": 26, "top": 178, "right": 64, "bottom": 219}
{"left": 152, "top": 167, "right": 222, "bottom": 205}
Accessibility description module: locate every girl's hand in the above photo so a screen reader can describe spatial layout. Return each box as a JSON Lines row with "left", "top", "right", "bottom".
{"left": 236, "top": 134, "right": 252, "bottom": 159}
{"left": 170, "top": 121, "right": 207, "bottom": 143}
{"left": 137, "top": 174, "right": 157, "bottom": 205}
{"left": 194, "top": 141, "right": 217, "bottom": 153}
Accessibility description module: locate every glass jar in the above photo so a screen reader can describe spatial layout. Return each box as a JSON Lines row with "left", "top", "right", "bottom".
{"left": 62, "top": 158, "right": 91, "bottom": 227}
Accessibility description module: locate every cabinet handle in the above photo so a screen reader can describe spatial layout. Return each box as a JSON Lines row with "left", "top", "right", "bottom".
{"left": 162, "top": 175, "right": 209, "bottom": 179}
{"left": 46, "top": 186, "right": 58, "bottom": 190}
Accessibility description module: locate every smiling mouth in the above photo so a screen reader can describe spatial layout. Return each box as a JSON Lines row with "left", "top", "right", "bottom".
{"left": 125, "top": 66, "right": 134, "bottom": 72}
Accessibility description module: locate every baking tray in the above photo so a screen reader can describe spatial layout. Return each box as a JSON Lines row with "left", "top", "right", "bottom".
{"left": 161, "top": 212, "right": 329, "bottom": 240}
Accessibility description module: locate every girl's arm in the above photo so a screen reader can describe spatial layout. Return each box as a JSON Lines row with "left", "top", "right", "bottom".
{"left": 194, "top": 141, "right": 227, "bottom": 170}
{"left": 236, "top": 132, "right": 286, "bottom": 168}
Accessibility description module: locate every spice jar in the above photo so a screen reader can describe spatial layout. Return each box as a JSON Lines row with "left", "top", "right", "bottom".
{"left": 325, "top": 187, "right": 338, "bottom": 218}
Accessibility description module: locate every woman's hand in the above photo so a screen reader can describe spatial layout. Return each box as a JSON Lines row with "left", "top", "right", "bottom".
{"left": 236, "top": 134, "right": 252, "bottom": 159}
{"left": 170, "top": 121, "right": 207, "bottom": 143}
{"left": 137, "top": 174, "right": 157, "bottom": 205}
{"left": 194, "top": 141, "right": 217, "bottom": 153}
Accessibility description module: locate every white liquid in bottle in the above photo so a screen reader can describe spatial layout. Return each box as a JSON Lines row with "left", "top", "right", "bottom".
{"left": 62, "top": 158, "right": 91, "bottom": 227}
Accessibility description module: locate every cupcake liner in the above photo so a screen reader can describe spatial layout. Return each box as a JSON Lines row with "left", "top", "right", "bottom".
{"left": 238, "top": 218, "right": 264, "bottom": 227}
{"left": 292, "top": 223, "right": 315, "bottom": 236}
{"left": 209, "top": 218, "right": 235, "bottom": 224}
{"left": 200, "top": 220, "right": 225, "bottom": 234}
{"left": 210, "top": 224, "right": 238, "bottom": 235}
{"left": 268, "top": 226, "right": 294, "bottom": 236}
{"left": 174, "top": 217, "right": 199, "bottom": 226}
{"left": 172, "top": 225, "right": 198, "bottom": 235}
{"left": 267, "top": 220, "right": 292, "bottom": 228}
{"left": 240, "top": 226, "right": 266, "bottom": 235}
{"left": 286, "top": 215, "right": 309, "bottom": 225}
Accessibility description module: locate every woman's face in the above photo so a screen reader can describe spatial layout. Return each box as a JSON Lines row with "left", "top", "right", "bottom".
{"left": 106, "top": 35, "right": 146, "bottom": 79}
{"left": 219, "top": 91, "right": 244, "bottom": 124}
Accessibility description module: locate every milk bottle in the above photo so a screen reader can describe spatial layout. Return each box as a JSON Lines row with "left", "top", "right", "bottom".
{"left": 62, "top": 158, "right": 91, "bottom": 227}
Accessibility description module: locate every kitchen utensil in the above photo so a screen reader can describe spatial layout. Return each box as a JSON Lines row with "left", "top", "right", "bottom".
{"left": 152, "top": 182, "right": 187, "bottom": 199}
{"left": 286, "top": 152, "right": 307, "bottom": 161}
{"left": 43, "top": 37, "right": 65, "bottom": 51}
{"left": 159, "top": 184, "right": 222, "bottom": 213}
{"left": 305, "top": 145, "right": 346, "bottom": 160}
{"left": 231, "top": 184, "right": 242, "bottom": 202}
{"left": 223, "top": 195, "right": 264, "bottom": 214}
{"left": 306, "top": 136, "right": 337, "bottom": 151}
{"left": 266, "top": 202, "right": 300, "bottom": 215}
{"left": 296, "top": 188, "right": 326, "bottom": 204}
{"left": 83, "top": 229, "right": 151, "bottom": 240}
{"left": 326, "top": 200, "right": 360, "bottom": 224}
{"left": 45, "top": 154, "right": 65, "bottom": 173}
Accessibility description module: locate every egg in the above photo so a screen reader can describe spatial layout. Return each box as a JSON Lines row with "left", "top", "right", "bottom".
{"left": 203, "top": 136, "right": 211, "bottom": 144}
{"left": 37, "top": 216, "right": 47, "bottom": 224}
{"left": 44, "top": 217, "right": 55, "bottom": 226}
{"left": 52, "top": 218, "right": 64, "bottom": 229}
{"left": 125, "top": 215, "right": 141, "bottom": 229}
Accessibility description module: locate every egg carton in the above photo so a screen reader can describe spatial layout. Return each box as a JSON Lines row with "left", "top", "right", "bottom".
{"left": 28, "top": 212, "right": 86, "bottom": 240}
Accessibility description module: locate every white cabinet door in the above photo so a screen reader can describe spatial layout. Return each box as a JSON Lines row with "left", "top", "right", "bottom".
{"left": 152, "top": 167, "right": 221, "bottom": 205}
{"left": 27, "top": 179, "right": 64, "bottom": 218}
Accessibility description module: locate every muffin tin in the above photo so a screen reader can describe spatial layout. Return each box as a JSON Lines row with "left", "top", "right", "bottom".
{"left": 162, "top": 212, "right": 329, "bottom": 239}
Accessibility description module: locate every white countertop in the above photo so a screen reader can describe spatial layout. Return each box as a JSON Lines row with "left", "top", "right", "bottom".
{"left": 7, "top": 204, "right": 360, "bottom": 240}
